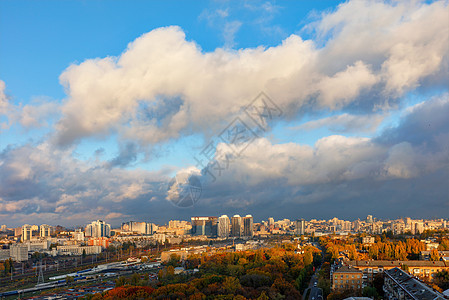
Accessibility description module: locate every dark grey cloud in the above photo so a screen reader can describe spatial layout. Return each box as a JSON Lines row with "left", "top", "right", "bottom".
{"left": 185, "top": 95, "right": 449, "bottom": 220}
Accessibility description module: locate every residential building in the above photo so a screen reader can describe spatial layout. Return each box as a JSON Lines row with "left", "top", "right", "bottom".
{"left": 22, "top": 224, "right": 33, "bottom": 241}
{"left": 346, "top": 260, "right": 449, "bottom": 284}
{"left": 88, "top": 237, "right": 110, "bottom": 248}
{"left": 295, "top": 219, "right": 305, "bottom": 235}
{"left": 39, "top": 224, "right": 51, "bottom": 237}
{"left": 420, "top": 251, "right": 449, "bottom": 261}
{"left": 362, "top": 236, "right": 375, "bottom": 244}
{"left": 85, "top": 220, "right": 111, "bottom": 238}
{"left": 72, "top": 229, "right": 85, "bottom": 241}
{"left": 56, "top": 245, "right": 102, "bottom": 256}
{"left": 384, "top": 267, "right": 444, "bottom": 300}
{"left": 191, "top": 217, "right": 218, "bottom": 237}
{"left": 0, "top": 249, "right": 10, "bottom": 261}
{"left": 332, "top": 265, "right": 363, "bottom": 292}
{"left": 10, "top": 244, "right": 28, "bottom": 262}
{"left": 231, "top": 215, "right": 243, "bottom": 237}
{"left": 121, "top": 221, "right": 153, "bottom": 235}
{"left": 218, "top": 215, "right": 230, "bottom": 239}
{"left": 243, "top": 215, "right": 254, "bottom": 237}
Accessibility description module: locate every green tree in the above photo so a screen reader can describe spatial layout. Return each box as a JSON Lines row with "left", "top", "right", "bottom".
{"left": 222, "top": 276, "right": 241, "bottom": 294}
{"left": 362, "top": 286, "right": 379, "bottom": 298}
{"left": 115, "top": 276, "right": 127, "bottom": 287}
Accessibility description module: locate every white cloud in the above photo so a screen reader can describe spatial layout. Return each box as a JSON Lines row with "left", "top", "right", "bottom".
{"left": 294, "top": 112, "right": 385, "bottom": 133}
{"left": 54, "top": 0, "right": 448, "bottom": 147}
{"left": 223, "top": 21, "right": 242, "bottom": 48}
{"left": 0, "top": 80, "right": 8, "bottom": 115}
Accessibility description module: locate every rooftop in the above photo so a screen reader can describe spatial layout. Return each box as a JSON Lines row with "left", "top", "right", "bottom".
{"left": 385, "top": 267, "right": 444, "bottom": 300}
{"left": 347, "top": 260, "right": 448, "bottom": 267}
{"left": 334, "top": 265, "right": 363, "bottom": 274}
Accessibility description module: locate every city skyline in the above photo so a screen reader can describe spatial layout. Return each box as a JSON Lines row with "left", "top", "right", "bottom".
{"left": 1, "top": 214, "right": 447, "bottom": 230}
{"left": 1, "top": 0, "right": 448, "bottom": 226}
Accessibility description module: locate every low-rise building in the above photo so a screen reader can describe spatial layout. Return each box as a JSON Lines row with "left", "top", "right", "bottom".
{"left": 10, "top": 244, "right": 28, "bottom": 261}
{"left": 384, "top": 267, "right": 444, "bottom": 300}
{"left": 346, "top": 260, "right": 449, "bottom": 284}
{"left": 332, "top": 265, "right": 363, "bottom": 292}
{"left": 56, "top": 245, "right": 102, "bottom": 256}
{"left": 0, "top": 249, "right": 10, "bottom": 261}
{"left": 419, "top": 251, "right": 449, "bottom": 261}
{"left": 362, "top": 236, "right": 375, "bottom": 244}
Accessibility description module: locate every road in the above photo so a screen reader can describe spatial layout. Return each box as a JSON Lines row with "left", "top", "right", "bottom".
{"left": 303, "top": 243, "right": 324, "bottom": 300}
{"left": 303, "top": 271, "right": 323, "bottom": 300}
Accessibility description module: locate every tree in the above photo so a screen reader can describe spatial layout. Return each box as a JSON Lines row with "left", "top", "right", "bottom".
{"left": 115, "top": 276, "right": 127, "bottom": 287}
{"left": 430, "top": 249, "right": 440, "bottom": 261}
{"left": 439, "top": 239, "right": 449, "bottom": 250}
{"left": 433, "top": 270, "right": 449, "bottom": 291}
{"left": 222, "top": 276, "right": 241, "bottom": 294}
{"left": 362, "top": 286, "right": 378, "bottom": 298}
{"left": 303, "top": 251, "right": 313, "bottom": 266}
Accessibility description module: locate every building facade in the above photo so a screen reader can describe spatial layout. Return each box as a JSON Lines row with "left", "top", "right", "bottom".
{"left": 21, "top": 224, "right": 33, "bottom": 241}
{"left": 231, "top": 215, "right": 243, "bottom": 237}
{"left": 191, "top": 217, "right": 218, "bottom": 237}
{"left": 10, "top": 244, "right": 28, "bottom": 262}
{"left": 332, "top": 265, "right": 363, "bottom": 292}
{"left": 243, "top": 215, "right": 254, "bottom": 237}
{"left": 85, "top": 220, "right": 111, "bottom": 238}
{"left": 39, "top": 224, "right": 52, "bottom": 237}
{"left": 295, "top": 219, "right": 306, "bottom": 235}
{"left": 218, "top": 215, "right": 230, "bottom": 239}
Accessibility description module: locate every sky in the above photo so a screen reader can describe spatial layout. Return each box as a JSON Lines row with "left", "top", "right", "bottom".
{"left": 0, "top": 0, "right": 448, "bottom": 227}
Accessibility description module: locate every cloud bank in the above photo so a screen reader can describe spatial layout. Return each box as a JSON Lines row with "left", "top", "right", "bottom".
{"left": 55, "top": 0, "right": 448, "bottom": 146}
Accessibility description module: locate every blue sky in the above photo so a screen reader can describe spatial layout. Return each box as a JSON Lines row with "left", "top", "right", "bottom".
{"left": 0, "top": 0, "right": 448, "bottom": 227}
{"left": 0, "top": 0, "right": 337, "bottom": 170}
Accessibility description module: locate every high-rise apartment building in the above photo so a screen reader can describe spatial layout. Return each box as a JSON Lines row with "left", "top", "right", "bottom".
{"left": 39, "top": 224, "right": 51, "bottom": 237}
{"left": 191, "top": 217, "right": 218, "bottom": 237}
{"left": 268, "top": 217, "right": 274, "bottom": 226}
{"left": 218, "top": 215, "right": 230, "bottom": 239}
{"left": 243, "top": 215, "right": 254, "bottom": 237}
{"left": 121, "top": 221, "right": 153, "bottom": 235}
{"left": 231, "top": 215, "right": 243, "bottom": 237}
{"left": 85, "top": 220, "right": 111, "bottom": 238}
{"left": 295, "top": 219, "right": 305, "bottom": 235}
{"left": 22, "top": 224, "right": 33, "bottom": 241}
